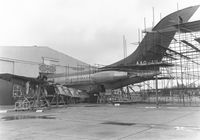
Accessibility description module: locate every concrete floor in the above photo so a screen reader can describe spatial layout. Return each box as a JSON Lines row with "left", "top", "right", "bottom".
{"left": 0, "top": 104, "right": 200, "bottom": 140}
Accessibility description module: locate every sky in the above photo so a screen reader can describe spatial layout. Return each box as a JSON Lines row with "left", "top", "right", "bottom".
{"left": 0, "top": 0, "right": 199, "bottom": 65}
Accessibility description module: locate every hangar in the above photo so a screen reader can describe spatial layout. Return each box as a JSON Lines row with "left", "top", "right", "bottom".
{"left": 0, "top": 46, "right": 88, "bottom": 105}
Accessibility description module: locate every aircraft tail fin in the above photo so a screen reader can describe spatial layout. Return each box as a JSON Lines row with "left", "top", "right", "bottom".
{"left": 153, "top": 5, "right": 199, "bottom": 31}
{"left": 109, "top": 5, "right": 199, "bottom": 67}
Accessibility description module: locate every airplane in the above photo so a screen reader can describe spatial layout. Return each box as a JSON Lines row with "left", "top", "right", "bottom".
{"left": 47, "top": 5, "right": 200, "bottom": 93}
{"left": 0, "top": 5, "right": 200, "bottom": 101}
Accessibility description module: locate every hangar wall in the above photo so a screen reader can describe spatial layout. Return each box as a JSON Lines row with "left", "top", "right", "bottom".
{"left": 0, "top": 46, "right": 88, "bottom": 105}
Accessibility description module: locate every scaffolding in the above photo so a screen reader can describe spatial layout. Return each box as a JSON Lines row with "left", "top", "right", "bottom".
{"left": 50, "top": 31, "right": 200, "bottom": 106}
{"left": 138, "top": 31, "right": 200, "bottom": 106}
{"left": 12, "top": 83, "right": 50, "bottom": 111}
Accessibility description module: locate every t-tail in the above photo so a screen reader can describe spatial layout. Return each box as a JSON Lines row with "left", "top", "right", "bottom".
{"left": 109, "top": 5, "right": 199, "bottom": 67}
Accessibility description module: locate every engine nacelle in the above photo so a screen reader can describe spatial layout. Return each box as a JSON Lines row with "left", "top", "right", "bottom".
{"left": 91, "top": 71, "right": 128, "bottom": 83}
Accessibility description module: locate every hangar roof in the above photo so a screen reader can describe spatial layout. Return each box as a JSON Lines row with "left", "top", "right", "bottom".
{"left": 0, "top": 46, "right": 88, "bottom": 67}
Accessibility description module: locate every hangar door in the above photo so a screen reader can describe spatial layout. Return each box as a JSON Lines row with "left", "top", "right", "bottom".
{"left": 0, "top": 59, "right": 14, "bottom": 105}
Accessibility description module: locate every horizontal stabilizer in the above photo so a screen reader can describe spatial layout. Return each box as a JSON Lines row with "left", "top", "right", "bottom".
{"left": 173, "top": 20, "right": 200, "bottom": 33}
{"left": 153, "top": 5, "right": 199, "bottom": 31}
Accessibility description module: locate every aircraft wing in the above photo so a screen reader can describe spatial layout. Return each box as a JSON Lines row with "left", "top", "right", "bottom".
{"left": 46, "top": 70, "right": 94, "bottom": 79}
{"left": 0, "top": 73, "right": 46, "bottom": 84}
